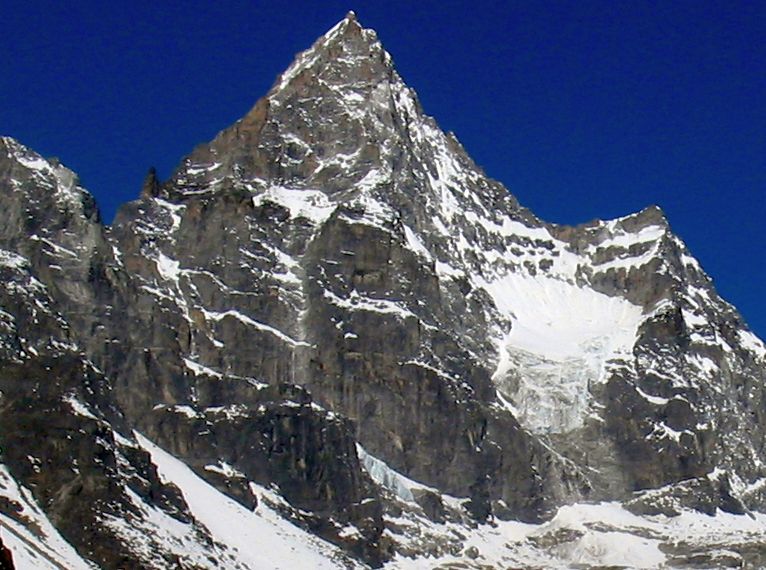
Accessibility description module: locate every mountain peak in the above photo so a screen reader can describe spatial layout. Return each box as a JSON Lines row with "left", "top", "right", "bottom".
{"left": 7, "top": 16, "right": 766, "bottom": 570}
{"left": 328, "top": 10, "right": 365, "bottom": 40}
{"left": 270, "top": 12, "right": 385, "bottom": 95}
{"left": 165, "top": 14, "right": 419, "bottom": 196}
{"left": 322, "top": 10, "right": 364, "bottom": 41}
{"left": 613, "top": 204, "right": 670, "bottom": 233}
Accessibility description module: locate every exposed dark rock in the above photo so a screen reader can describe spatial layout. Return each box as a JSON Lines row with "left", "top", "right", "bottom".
{"left": 626, "top": 472, "right": 747, "bottom": 517}
{"left": 140, "top": 167, "right": 161, "bottom": 199}
{"left": 412, "top": 488, "right": 445, "bottom": 523}
{"left": 0, "top": 533, "right": 12, "bottom": 570}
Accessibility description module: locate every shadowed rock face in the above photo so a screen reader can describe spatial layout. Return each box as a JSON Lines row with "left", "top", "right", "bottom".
{"left": 1, "top": 12, "right": 766, "bottom": 569}
{"left": 0, "top": 534, "right": 12, "bottom": 570}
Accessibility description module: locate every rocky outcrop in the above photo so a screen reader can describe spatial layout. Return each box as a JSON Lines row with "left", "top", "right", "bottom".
{"left": 0, "top": 534, "right": 12, "bottom": 570}
{"left": 143, "top": 383, "right": 385, "bottom": 563}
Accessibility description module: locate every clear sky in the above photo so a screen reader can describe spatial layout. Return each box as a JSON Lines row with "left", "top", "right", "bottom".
{"left": 2, "top": 1, "right": 764, "bottom": 337}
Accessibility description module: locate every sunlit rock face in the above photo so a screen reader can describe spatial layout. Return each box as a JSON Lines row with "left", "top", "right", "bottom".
{"left": 1, "top": 12, "right": 766, "bottom": 569}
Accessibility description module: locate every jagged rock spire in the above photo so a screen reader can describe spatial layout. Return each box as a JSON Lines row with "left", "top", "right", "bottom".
{"left": 141, "top": 166, "right": 161, "bottom": 198}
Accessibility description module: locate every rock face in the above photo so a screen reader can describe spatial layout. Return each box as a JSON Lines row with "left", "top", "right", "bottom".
{"left": 0, "top": 534, "right": 12, "bottom": 570}
{"left": 1, "top": 11, "right": 766, "bottom": 569}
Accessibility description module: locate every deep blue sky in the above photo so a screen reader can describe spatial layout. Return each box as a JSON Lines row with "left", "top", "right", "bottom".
{"left": 2, "top": 1, "right": 764, "bottom": 337}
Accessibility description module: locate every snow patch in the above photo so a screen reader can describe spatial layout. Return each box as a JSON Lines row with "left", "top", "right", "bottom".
{"left": 202, "top": 308, "right": 309, "bottom": 347}
{"left": 739, "top": 330, "right": 766, "bottom": 359}
{"left": 63, "top": 394, "right": 99, "bottom": 421}
{"left": 253, "top": 186, "right": 335, "bottom": 225}
{"left": 183, "top": 358, "right": 223, "bottom": 379}
{"left": 402, "top": 225, "right": 432, "bottom": 261}
{"left": 155, "top": 252, "right": 181, "bottom": 283}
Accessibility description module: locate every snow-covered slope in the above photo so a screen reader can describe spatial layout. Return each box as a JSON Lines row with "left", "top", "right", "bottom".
{"left": 388, "top": 501, "right": 766, "bottom": 569}
{"left": 136, "top": 434, "right": 352, "bottom": 570}
{"left": 490, "top": 274, "right": 645, "bottom": 433}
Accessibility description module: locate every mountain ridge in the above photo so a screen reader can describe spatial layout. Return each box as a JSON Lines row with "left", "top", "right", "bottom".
{"left": 1, "top": 14, "right": 766, "bottom": 569}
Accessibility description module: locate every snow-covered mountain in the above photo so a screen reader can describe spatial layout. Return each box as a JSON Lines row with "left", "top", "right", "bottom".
{"left": 2, "top": 12, "right": 766, "bottom": 569}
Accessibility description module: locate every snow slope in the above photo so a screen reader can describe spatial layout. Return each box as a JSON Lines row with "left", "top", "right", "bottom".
{"left": 136, "top": 433, "right": 353, "bottom": 570}
{"left": 388, "top": 500, "right": 766, "bottom": 569}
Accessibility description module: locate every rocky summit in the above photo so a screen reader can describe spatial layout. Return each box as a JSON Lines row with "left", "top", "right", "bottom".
{"left": 2, "top": 12, "right": 766, "bottom": 569}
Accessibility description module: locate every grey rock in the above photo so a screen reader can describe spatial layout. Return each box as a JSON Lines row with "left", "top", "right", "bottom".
{"left": 1, "top": 12, "right": 766, "bottom": 569}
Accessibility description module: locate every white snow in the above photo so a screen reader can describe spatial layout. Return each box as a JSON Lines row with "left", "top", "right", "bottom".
{"left": 388, "top": 500, "right": 766, "bottom": 569}
{"left": 635, "top": 386, "right": 670, "bottom": 405}
{"left": 0, "top": 249, "right": 29, "bottom": 270}
{"left": 204, "top": 405, "right": 250, "bottom": 420}
{"left": 153, "top": 198, "right": 186, "bottom": 234}
{"left": 648, "top": 421, "right": 693, "bottom": 443}
{"left": 183, "top": 357, "right": 223, "bottom": 378}
{"left": 485, "top": 273, "right": 643, "bottom": 433}
{"left": 323, "top": 290, "right": 416, "bottom": 321}
{"left": 402, "top": 225, "right": 431, "bottom": 261}
{"left": 536, "top": 503, "right": 665, "bottom": 568}
{"left": 204, "top": 461, "right": 246, "bottom": 479}
{"left": 388, "top": 502, "right": 665, "bottom": 569}
{"left": 167, "top": 405, "right": 200, "bottom": 419}
{"left": 136, "top": 433, "right": 350, "bottom": 569}
{"left": 686, "top": 354, "right": 720, "bottom": 378}
{"left": 63, "top": 394, "right": 99, "bottom": 420}
{"left": 15, "top": 154, "right": 49, "bottom": 172}
{"left": 252, "top": 186, "right": 336, "bottom": 225}
{"left": 7, "top": 140, "right": 83, "bottom": 205}
{"left": 155, "top": 252, "right": 181, "bottom": 283}
{"left": 597, "top": 222, "right": 666, "bottom": 249}
{"left": 185, "top": 162, "right": 222, "bottom": 175}
{"left": 683, "top": 308, "right": 709, "bottom": 328}
{"left": 739, "top": 329, "right": 766, "bottom": 359}
{"left": 30, "top": 235, "right": 79, "bottom": 259}
{"left": 357, "top": 445, "right": 418, "bottom": 502}
{"left": 202, "top": 308, "right": 310, "bottom": 347}
{"left": 102, "top": 484, "right": 221, "bottom": 568}
{"left": 355, "top": 167, "right": 389, "bottom": 192}
{"left": 434, "top": 260, "right": 463, "bottom": 279}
